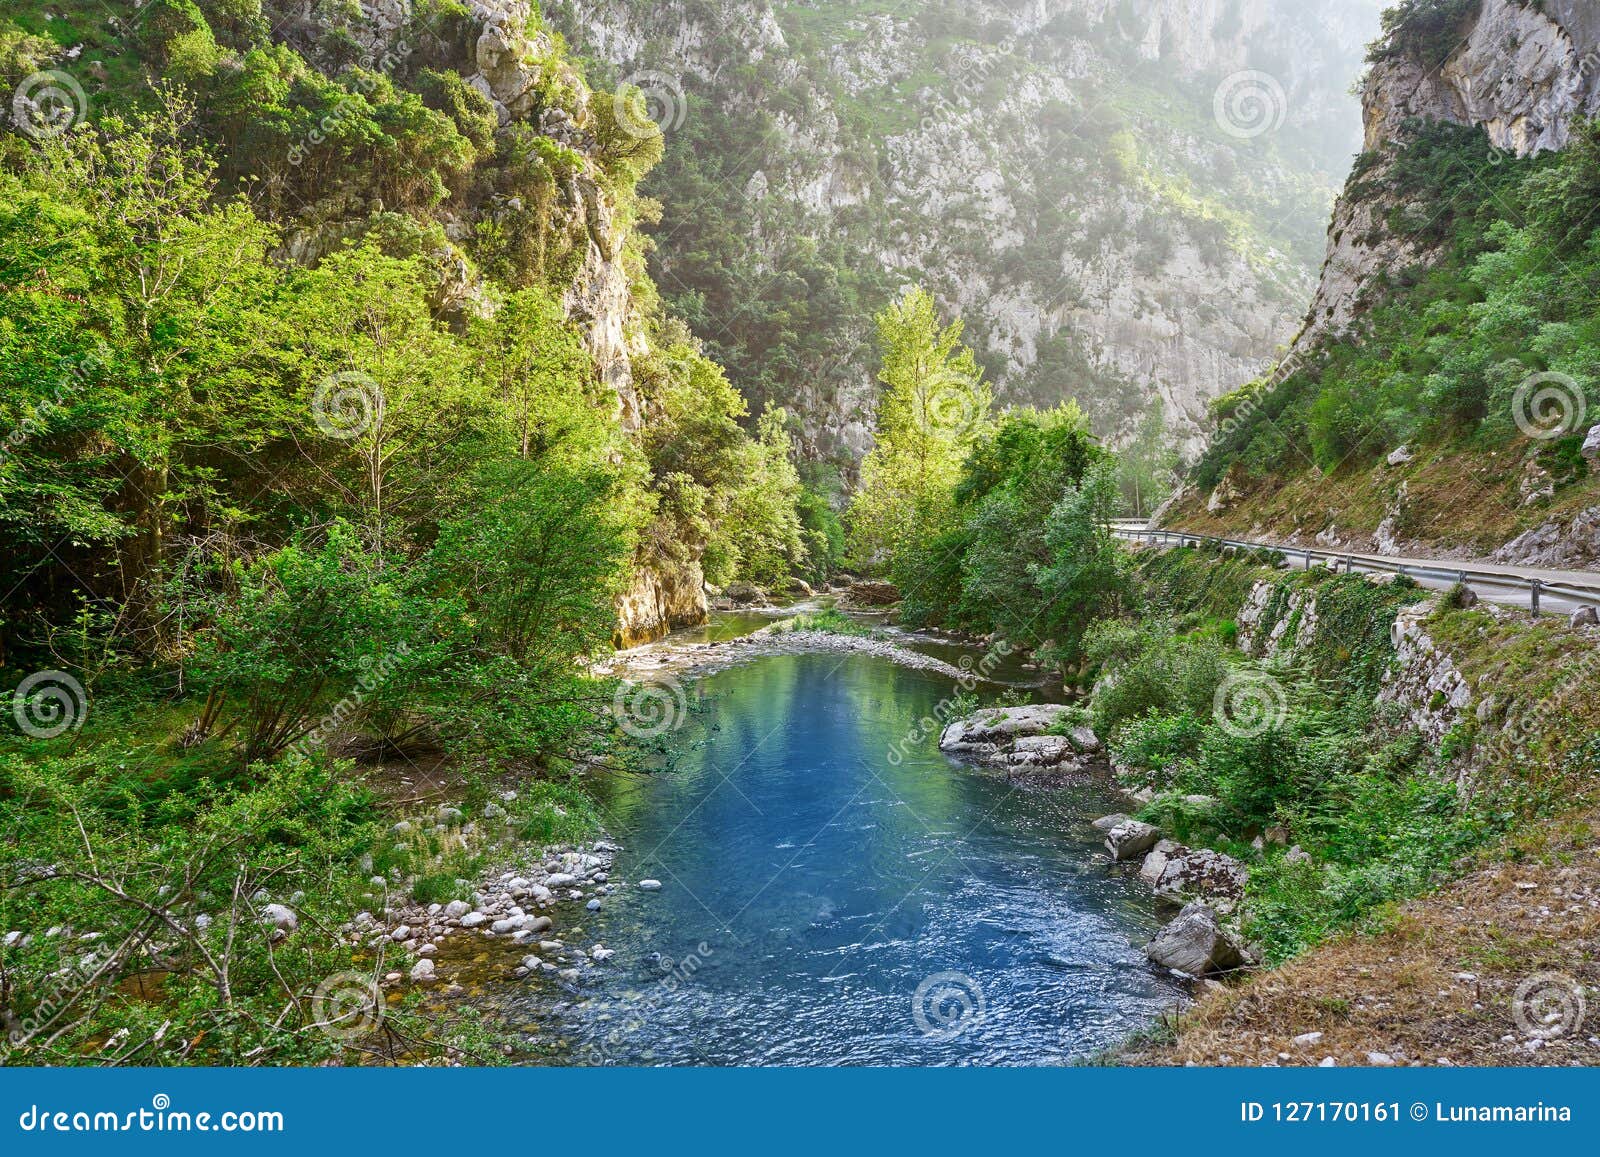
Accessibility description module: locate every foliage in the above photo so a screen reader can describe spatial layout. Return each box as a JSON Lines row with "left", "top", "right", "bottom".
{"left": 1195, "top": 115, "right": 1600, "bottom": 490}
{"left": 846, "top": 287, "right": 991, "bottom": 573}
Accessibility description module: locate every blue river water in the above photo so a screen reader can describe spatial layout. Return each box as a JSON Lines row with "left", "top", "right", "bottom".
{"left": 492, "top": 646, "right": 1186, "bottom": 1066}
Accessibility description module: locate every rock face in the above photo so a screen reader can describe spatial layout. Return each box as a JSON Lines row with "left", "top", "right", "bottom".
{"left": 1379, "top": 601, "right": 1472, "bottom": 747}
{"left": 264, "top": 1, "right": 705, "bottom": 647}
{"left": 1146, "top": 901, "right": 1245, "bottom": 976}
{"left": 551, "top": 0, "right": 1381, "bottom": 464}
{"left": 1297, "top": 0, "right": 1600, "bottom": 351}
{"left": 1491, "top": 507, "right": 1600, "bottom": 570}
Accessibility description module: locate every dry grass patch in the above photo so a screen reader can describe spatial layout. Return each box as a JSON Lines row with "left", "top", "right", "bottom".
{"left": 1127, "top": 809, "right": 1600, "bottom": 1067}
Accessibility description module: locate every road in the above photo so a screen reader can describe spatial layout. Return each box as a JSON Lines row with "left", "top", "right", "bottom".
{"left": 1111, "top": 522, "right": 1600, "bottom": 618}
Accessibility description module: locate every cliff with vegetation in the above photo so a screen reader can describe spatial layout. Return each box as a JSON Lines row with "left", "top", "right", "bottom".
{"left": 547, "top": 0, "right": 1382, "bottom": 476}
{"left": 1172, "top": 0, "right": 1600, "bottom": 566}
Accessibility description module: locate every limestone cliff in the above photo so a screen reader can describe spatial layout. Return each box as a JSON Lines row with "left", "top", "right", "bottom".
{"left": 549, "top": 0, "right": 1381, "bottom": 464}
{"left": 274, "top": 1, "right": 706, "bottom": 643}
{"left": 1297, "top": 0, "right": 1600, "bottom": 348}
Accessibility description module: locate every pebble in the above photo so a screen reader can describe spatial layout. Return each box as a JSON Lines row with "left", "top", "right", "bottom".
{"left": 1366, "top": 1051, "right": 1395, "bottom": 1066}
{"left": 410, "top": 958, "right": 436, "bottom": 982}
{"left": 638, "top": 879, "right": 662, "bottom": 890}
{"left": 586, "top": 899, "right": 601, "bottom": 911}
{"left": 460, "top": 912, "right": 489, "bottom": 928}
{"left": 1292, "top": 1031, "right": 1323, "bottom": 1048}
{"left": 1318, "top": 1057, "right": 1337, "bottom": 1067}
{"left": 390, "top": 924, "right": 411, "bottom": 941}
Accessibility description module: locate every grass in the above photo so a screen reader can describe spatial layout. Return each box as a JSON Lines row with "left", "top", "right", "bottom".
{"left": 1125, "top": 805, "right": 1600, "bottom": 1067}
{"left": 1170, "top": 438, "right": 1600, "bottom": 560}
{"left": 778, "top": 607, "right": 877, "bottom": 637}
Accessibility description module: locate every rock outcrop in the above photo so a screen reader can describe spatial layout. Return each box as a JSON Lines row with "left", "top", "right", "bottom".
{"left": 939, "top": 706, "right": 1100, "bottom": 773}
{"left": 1296, "top": 0, "right": 1600, "bottom": 351}
{"left": 552, "top": 0, "right": 1380, "bottom": 464}
{"left": 1378, "top": 601, "right": 1472, "bottom": 748}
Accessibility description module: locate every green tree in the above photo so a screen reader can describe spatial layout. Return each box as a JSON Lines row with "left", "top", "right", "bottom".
{"left": 847, "top": 287, "right": 990, "bottom": 573}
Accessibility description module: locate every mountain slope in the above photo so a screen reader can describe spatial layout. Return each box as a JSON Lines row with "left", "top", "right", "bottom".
{"left": 548, "top": 0, "right": 1383, "bottom": 468}
{"left": 1171, "top": 0, "right": 1600, "bottom": 570}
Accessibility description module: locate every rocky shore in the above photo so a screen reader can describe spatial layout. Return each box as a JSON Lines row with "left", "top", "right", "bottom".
{"left": 347, "top": 815, "right": 628, "bottom": 992}
{"left": 938, "top": 705, "right": 1256, "bottom": 979}
{"left": 600, "top": 621, "right": 1004, "bottom": 686}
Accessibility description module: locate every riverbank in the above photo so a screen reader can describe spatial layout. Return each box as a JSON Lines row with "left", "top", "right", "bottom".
{"left": 1125, "top": 805, "right": 1600, "bottom": 1067}
{"left": 596, "top": 617, "right": 1013, "bottom": 687}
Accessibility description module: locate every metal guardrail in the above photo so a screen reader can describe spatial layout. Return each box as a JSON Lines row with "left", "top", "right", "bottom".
{"left": 1109, "top": 523, "right": 1600, "bottom": 617}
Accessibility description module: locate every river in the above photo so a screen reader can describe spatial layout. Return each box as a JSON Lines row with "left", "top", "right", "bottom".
{"left": 459, "top": 619, "right": 1186, "bottom": 1065}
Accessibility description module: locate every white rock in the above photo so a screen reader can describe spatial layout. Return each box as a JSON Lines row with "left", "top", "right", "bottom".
{"left": 389, "top": 924, "right": 411, "bottom": 941}
{"left": 1145, "top": 902, "right": 1244, "bottom": 976}
{"left": 443, "top": 899, "right": 471, "bottom": 920}
{"left": 459, "top": 912, "right": 489, "bottom": 928}
{"left": 1105, "top": 820, "right": 1160, "bottom": 862}
{"left": 638, "top": 879, "right": 663, "bottom": 890}
{"left": 261, "top": 904, "right": 298, "bottom": 936}
{"left": 1292, "top": 1031, "right": 1324, "bottom": 1048}
{"left": 410, "top": 958, "right": 437, "bottom": 983}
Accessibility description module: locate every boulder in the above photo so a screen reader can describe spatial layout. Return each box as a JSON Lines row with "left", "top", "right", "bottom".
{"left": 260, "top": 904, "right": 298, "bottom": 937}
{"left": 1091, "top": 813, "right": 1131, "bottom": 833}
{"left": 1138, "top": 839, "right": 1181, "bottom": 887}
{"left": 409, "top": 958, "right": 436, "bottom": 983}
{"left": 1584, "top": 424, "right": 1600, "bottom": 466}
{"left": 1006, "top": 735, "right": 1073, "bottom": 766}
{"left": 1070, "top": 726, "right": 1102, "bottom": 753}
{"left": 1571, "top": 606, "right": 1598, "bottom": 628}
{"left": 725, "top": 581, "right": 765, "bottom": 606}
{"left": 1146, "top": 846, "right": 1249, "bottom": 907}
{"left": 1146, "top": 902, "right": 1245, "bottom": 976}
{"left": 1105, "top": 820, "right": 1160, "bottom": 862}
{"left": 1386, "top": 445, "right": 1414, "bottom": 467}
{"left": 442, "top": 899, "right": 471, "bottom": 920}
{"left": 521, "top": 915, "right": 553, "bottom": 933}
{"left": 459, "top": 911, "right": 489, "bottom": 928}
